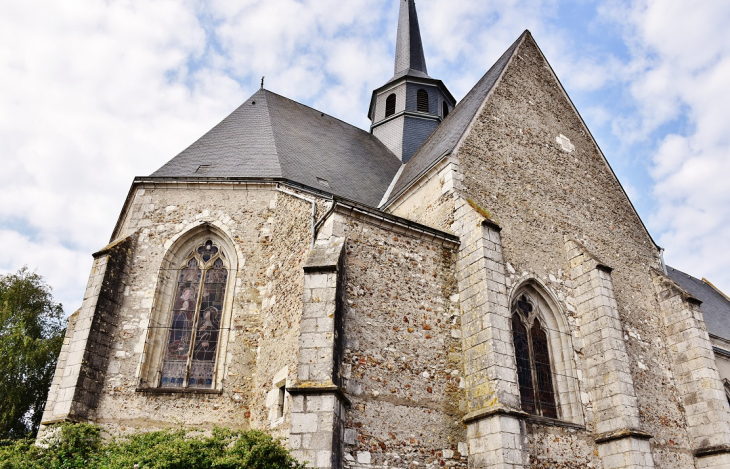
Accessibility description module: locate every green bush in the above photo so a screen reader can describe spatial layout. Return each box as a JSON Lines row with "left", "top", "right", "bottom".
{"left": 0, "top": 423, "right": 307, "bottom": 469}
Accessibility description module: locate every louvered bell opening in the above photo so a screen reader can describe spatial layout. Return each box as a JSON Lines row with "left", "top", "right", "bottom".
{"left": 442, "top": 101, "right": 449, "bottom": 118}
{"left": 417, "top": 89, "right": 429, "bottom": 113}
{"left": 385, "top": 94, "right": 396, "bottom": 117}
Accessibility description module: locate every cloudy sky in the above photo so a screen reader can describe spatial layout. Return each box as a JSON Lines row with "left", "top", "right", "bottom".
{"left": 1, "top": 0, "right": 729, "bottom": 314}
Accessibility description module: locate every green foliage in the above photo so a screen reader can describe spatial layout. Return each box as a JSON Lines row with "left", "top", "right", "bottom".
{"left": 0, "top": 267, "right": 66, "bottom": 439}
{"left": 0, "top": 423, "right": 307, "bottom": 469}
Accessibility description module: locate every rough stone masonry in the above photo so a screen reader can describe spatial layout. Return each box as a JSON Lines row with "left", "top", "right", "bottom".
{"left": 40, "top": 2, "right": 730, "bottom": 469}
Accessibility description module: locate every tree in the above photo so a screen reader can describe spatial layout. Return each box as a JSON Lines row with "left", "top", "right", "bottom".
{"left": 0, "top": 267, "right": 65, "bottom": 439}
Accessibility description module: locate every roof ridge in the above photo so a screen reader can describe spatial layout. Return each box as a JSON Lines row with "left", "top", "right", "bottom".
{"left": 703, "top": 278, "right": 730, "bottom": 302}
{"left": 262, "top": 89, "right": 381, "bottom": 140}
{"left": 257, "top": 89, "right": 284, "bottom": 176}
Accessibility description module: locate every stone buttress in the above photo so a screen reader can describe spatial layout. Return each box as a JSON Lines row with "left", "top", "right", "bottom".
{"left": 652, "top": 269, "right": 730, "bottom": 469}
{"left": 288, "top": 220, "right": 348, "bottom": 469}
{"left": 453, "top": 201, "right": 530, "bottom": 469}
{"left": 40, "top": 234, "right": 136, "bottom": 429}
{"left": 566, "top": 239, "right": 656, "bottom": 469}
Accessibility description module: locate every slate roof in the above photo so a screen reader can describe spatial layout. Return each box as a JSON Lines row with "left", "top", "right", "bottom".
{"left": 384, "top": 31, "right": 528, "bottom": 205}
{"left": 667, "top": 266, "right": 730, "bottom": 343}
{"left": 151, "top": 89, "right": 402, "bottom": 208}
{"left": 394, "top": 0, "right": 429, "bottom": 79}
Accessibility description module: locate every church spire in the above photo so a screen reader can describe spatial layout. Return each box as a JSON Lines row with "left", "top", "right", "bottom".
{"left": 394, "top": 0, "right": 428, "bottom": 77}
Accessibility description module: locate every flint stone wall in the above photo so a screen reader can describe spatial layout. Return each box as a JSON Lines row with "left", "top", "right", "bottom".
{"left": 85, "top": 182, "right": 325, "bottom": 435}
{"left": 336, "top": 217, "right": 467, "bottom": 469}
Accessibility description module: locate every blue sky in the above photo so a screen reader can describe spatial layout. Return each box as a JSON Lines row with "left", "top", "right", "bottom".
{"left": 1, "top": 0, "right": 729, "bottom": 313}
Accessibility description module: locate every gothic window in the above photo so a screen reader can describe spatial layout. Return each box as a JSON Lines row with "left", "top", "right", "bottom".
{"left": 442, "top": 101, "right": 449, "bottom": 118}
{"left": 512, "top": 294, "right": 558, "bottom": 418}
{"left": 160, "top": 239, "right": 228, "bottom": 389}
{"left": 385, "top": 94, "right": 397, "bottom": 117}
{"left": 417, "top": 89, "right": 429, "bottom": 113}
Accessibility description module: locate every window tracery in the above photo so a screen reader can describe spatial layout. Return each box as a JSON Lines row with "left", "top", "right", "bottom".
{"left": 160, "top": 240, "right": 228, "bottom": 389}
{"left": 512, "top": 293, "right": 558, "bottom": 418}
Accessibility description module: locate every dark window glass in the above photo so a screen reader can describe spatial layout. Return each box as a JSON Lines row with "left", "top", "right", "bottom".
{"left": 160, "top": 241, "right": 227, "bottom": 390}
{"left": 511, "top": 295, "right": 558, "bottom": 418}
{"left": 513, "top": 313, "right": 535, "bottom": 414}
{"left": 532, "top": 319, "right": 558, "bottom": 418}
{"left": 385, "top": 94, "right": 396, "bottom": 117}
{"left": 417, "top": 89, "right": 429, "bottom": 113}
{"left": 442, "top": 101, "right": 449, "bottom": 118}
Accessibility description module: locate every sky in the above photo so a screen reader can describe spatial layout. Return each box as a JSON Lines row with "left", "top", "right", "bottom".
{"left": 1, "top": 0, "right": 729, "bottom": 314}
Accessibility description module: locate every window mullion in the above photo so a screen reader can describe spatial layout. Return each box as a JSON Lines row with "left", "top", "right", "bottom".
{"left": 526, "top": 320, "right": 542, "bottom": 417}
{"left": 184, "top": 264, "right": 206, "bottom": 388}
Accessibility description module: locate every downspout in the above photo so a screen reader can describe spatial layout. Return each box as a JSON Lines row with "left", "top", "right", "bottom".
{"left": 314, "top": 200, "right": 338, "bottom": 242}
{"left": 276, "top": 185, "right": 317, "bottom": 248}
{"left": 660, "top": 247, "right": 668, "bottom": 275}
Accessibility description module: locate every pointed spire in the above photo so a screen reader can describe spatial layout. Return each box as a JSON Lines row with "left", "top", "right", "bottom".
{"left": 394, "top": 0, "right": 428, "bottom": 77}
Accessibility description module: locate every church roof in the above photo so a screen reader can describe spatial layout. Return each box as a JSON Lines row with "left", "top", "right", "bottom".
{"left": 384, "top": 31, "right": 527, "bottom": 205}
{"left": 151, "top": 89, "right": 402, "bottom": 208}
{"left": 668, "top": 266, "right": 730, "bottom": 344}
{"left": 393, "top": 0, "right": 429, "bottom": 80}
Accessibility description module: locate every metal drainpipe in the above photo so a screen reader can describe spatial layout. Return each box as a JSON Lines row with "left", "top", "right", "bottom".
{"left": 276, "top": 185, "right": 317, "bottom": 247}
{"left": 660, "top": 247, "right": 668, "bottom": 274}
{"left": 313, "top": 200, "right": 338, "bottom": 241}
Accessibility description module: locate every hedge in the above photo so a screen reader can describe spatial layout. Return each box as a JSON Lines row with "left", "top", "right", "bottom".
{"left": 0, "top": 423, "right": 307, "bottom": 469}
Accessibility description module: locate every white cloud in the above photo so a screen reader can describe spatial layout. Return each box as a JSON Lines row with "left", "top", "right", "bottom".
{"left": 2, "top": 0, "right": 728, "bottom": 312}
{"left": 604, "top": 0, "right": 730, "bottom": 292}
{"left": 0, "top": 0, "right": 235, "bottom": 312}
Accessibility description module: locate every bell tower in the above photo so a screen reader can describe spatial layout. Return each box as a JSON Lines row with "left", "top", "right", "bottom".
{"left": 368, "top": 0, "right": 456, "bottom": 163}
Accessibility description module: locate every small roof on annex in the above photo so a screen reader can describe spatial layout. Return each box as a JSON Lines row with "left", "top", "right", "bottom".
{"left": 668, "top": 266, "right": 730, "bottom": 343}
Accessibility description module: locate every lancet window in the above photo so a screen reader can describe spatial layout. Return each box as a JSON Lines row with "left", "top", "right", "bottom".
{"left": 160, "top": 239, "right": 228, "bottom": 389}
{"left": 512, "top": 293, "right": 558, "bottom": 418}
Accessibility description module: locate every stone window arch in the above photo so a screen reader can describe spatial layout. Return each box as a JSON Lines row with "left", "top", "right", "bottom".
{"left": 417, "top": 89, "right": 429, "bottom": 113}
{"left": 385, "top": 94, "right": 397, "bottom": 117}
{"left": 137, "top": 224, "right": 238, "bottom": 392}
{"left": 510, "top": 280, "right": 583, "bottom": 423}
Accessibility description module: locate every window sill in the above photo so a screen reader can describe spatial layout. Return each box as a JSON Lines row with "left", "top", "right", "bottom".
{"left": 136, "top": 387, "right": 223, "bottom": 395}
{"left": 525, "top": 415, "right": 585, "bottom": 431}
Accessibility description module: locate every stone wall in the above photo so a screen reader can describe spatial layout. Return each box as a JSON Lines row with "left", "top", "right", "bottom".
{"left": 333, "top": 215, "right": 467, "bottom": 469}
{"left": 76, "top": 182, "right": 325, "bottom": 435}
{"left": 448, "top": 34, "right": 694, "bottom": 467}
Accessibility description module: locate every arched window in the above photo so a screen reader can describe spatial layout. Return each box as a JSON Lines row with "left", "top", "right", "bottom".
{"left": 417, "top": 89, "right": 429, "bottom": 113}
{"left": 160, "top": 239, "right": 228, "bottom": 389}
{"left": 442, "top": 101, "right": 449, "bottom": 118}
{"left": 512, "top": 293, "right": 558, "bottom": 418}
{"left": 385, "top": 94, "right": 396, "bottom": 117}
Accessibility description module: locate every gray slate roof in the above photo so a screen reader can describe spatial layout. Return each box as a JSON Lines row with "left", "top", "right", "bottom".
{"left": 384, "top": 31, "right": 528, "bottom": 205}
{"left": 151, "top": 89, "right": 402, "bottom": 207}
{"left": 668, "top": 266, "right": 730, "bottom": 343}
{"left": 394, "top": 0, "right": 428, "bottom": 79}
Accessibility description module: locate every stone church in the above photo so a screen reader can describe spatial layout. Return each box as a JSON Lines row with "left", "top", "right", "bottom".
{"left": 40, "top": 1, "right": 730, "bottom": 468}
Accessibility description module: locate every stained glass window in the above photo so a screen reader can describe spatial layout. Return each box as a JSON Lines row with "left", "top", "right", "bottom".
{"left": 160, "top": 241, "right": 228, "bottom": 390}
{"left": 511, "top": 294, "right": 558, "bottom": 418}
